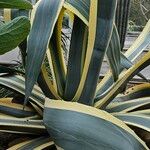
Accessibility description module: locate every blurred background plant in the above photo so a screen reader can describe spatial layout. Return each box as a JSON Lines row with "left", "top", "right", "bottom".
{"left": 128, "top": 0, "right": 150, "bottom": 31}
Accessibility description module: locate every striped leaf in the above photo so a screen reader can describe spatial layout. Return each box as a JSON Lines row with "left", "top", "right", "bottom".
{"left": 120, "top": 53, "right": 148, "bottom": 82}
{"left": 8, "top": 136, "right": 56, "bottom": 150}
{"left": 48, "top": 29, "right": 66, "bottom": 97}
{"left": 0, "top": 16, "right": 30, "bottom": 55}
{"left": 121, "top": 52, "right": 133, "bottom": 69}
{"left": 95, "top": 50, "right": 150, "bottom": 109}
{"left": 114, "top": 83, "right": 150, "bottom": 102}
{"left": 25, "top": 0, "right": 64, "bottom": 105}
{"left": 38, "top": 66, "right": 60, "bottom": 100}
{"left": 96, "top": 19, "right": 150, "bottom": 99}
{"left": 128, "top": 109, "right": 150, "bottom": 116}
{"left": 115, "top": 0, "right": 131, "bottom": 49}
{"left": 0, "top": 0, "right": 32, "bottom": 9}
{"left": 106, "top": 24, "right": 121, "bottom": 81}
{"left": 0, "top": 75, "right": 45, "bottom": 109}
{"left": 73, "top": 0, "right": 117, "bottom": 105}
{"left": 114, "top": 114, "right": 150, "bottom": 133}
{"left": 0, "top": 98, "right": 37, "bottom": 118}
{"left": 69, "top": 0, "right": 97, "bottom": 104}
{"left": 64, "top": 16, "right": 88, "bottom": 100}
{"left": 64, "top": 0, "right": 90, "bottom": 24}
{"left": 106, "top": 97, "right": 150, "bottom": 113}
{"left": 113, "top": 111, "right": 150, "bottom": 148}
{"left": 43, "top": 100, "right": 148, "bottom": 150}
{"left": 43, "top": 7, "right": 67, "bottom": 97}
{"left": 0, "top": 115, "right": 46, "bottom": 134}
{"left": 126, "top": 20, "right": 150, "bottom": 61}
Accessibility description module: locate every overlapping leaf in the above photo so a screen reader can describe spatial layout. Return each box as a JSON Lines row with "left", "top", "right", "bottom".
{"left": 95, "top": 51, "right": 150, "bottom": 109}
{"left": 8, "top": 136, "right": 55, "bottom": 150}
{"left": 25, "top": 0, "right": 65, "bottom": 105}
{"left": 0, "top": 75, "right": 45, "bottom": 109}
{"left": 107, "top": 25, "right": 121, "bottom": 81}
{"left": 74, "top": 0, "right": 117, "bottom": 105}
{"left": 44, "top": 100, "right": 148, "bottom": 150}
{"left": 0, "top": 16, "right": 30, "bottom": 55}
{"left": 96, "top": 19, "right": 150, "bottom": 99}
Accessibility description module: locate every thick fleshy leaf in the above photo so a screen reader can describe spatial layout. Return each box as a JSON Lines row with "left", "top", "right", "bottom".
{"left": 44, "top": 100, "right": 148, "bottom": 150}
{"left": 129, "top": 109, "right": 150, "bottom": 116}
{"left": 114, "top": 83, "right": 150, "bottom": 102}
{"left": 107, "top": 24, "right": 121, "bottom": 81}
{"left": 0, "top": 16, "right": 30, "bottom": 55}
{"left": 38, "top": 66, "right": 60, "bottom": 99}
{"left": 117, "top": 113, "right": 150, "bottom": 147}
{"left": 64, "top": 0, "right": 90, "bottom": 24}
{"left": 0, "top": 0, "right": 32, "bottom": 9}
{"left": 126, "top": 20, "right": 150, "bottom": 61}
{"left": 0, "top": 98, "right": 37, "bottom": 118}
{"left": 115, "top": 114, "right": 150, "bottom": 133}
{"left": 8, "top": 136, "right": 56, "bottom": 150}
{"left": 121, "top": 53, "right": 148, "bottom": 82}
{"left": 96, "top": 19, "right": 150, "bottom": 99}
{"left": 106, "top": 97, "right": 150, "bottom": 113}
{"left": 49, "top": 29, "right": 66, "bottom": 97}
{"left": 68, "top": 0, "right": 97, "bottom": 104}
{"left": 0, "top": 75, "right": 45, "bottom": 109}
{"left": 64, "top": 16, "right": 88, "bottom": 100}
{"left": 95, "top": 51, "right": 150, "bottom": 109}
{"left": 115, "top": 0, "right": 131, "bottom": 49}
{"left": 121, "top": 52, "right": 133, "bottom": 69}
{"left": 25, "top": 0, "right": 64, "bottom": 105}
{"left": 0, "top": 115, "right": 46, "bottom": 134}
{"left": 73, "top": 0, "right": 117, "bottom": 106}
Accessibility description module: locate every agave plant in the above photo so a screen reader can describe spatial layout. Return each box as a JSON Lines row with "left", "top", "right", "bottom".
{"left": 0, "top": 0, "right": 150, "bottom": 149}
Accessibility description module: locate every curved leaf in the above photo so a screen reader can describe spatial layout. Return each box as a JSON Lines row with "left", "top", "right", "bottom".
{"left": 106, "top": 97, "right": 150, "bottom": 113}
{"left": 8, "top": 136, "right": 56, "bottom": 150}
{"left": 121, "top": 53, "right": 148, "bottom": 82}
{"left": 25, "top": 0, "right": 64, "bottom": 105}
{"left": 115, "top": 114, "right": 150, "bottom": 133}
{"left": 73, "top": 0, "right": 117, "bottom": 106}
{"left": 95, "top": 51, "right": 150, "bottom": 109}
{"left": 96, "top": 19, "right": 150, "bottom": 99}
{"left": 128, "top": 109, "right": 150, "bottom": 116}
{"left": 0, "top": 16, "right": 30, "bottom": 55}
{"left": 0, "top": 115, "right": 46, "bottom": 134}
{"left": 115, "top": 0, "right": 131, "bottom": 49}
{"left": 38, "top": 66, "right": 60, "bottom": 99}
{"left": 64, "top": 16, "right": 88, "bottom": 100}
{"left": 64, "top": 0, "right": 89, "bottom": 25}
{"left": 0, "top": 75, "right": 45, "bottom": 109}
{"left": 44, "top": 100, "right": 148, "bottom": 150}
{"left": 0, "top": 98, "right": 37, "bottom": 118}
{"left": 69, "top": 0, "right": 97, "bottom": 104}
{"left": 107, "top": 24, "right": 121, "bottom": 81}
{"left": 114, "top": 83, "right": 150, "bottom": 102}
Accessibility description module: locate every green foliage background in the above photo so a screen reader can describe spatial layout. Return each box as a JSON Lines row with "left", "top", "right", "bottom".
{"left": 129, "top": 0, "right": 150, "bottom": 31}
